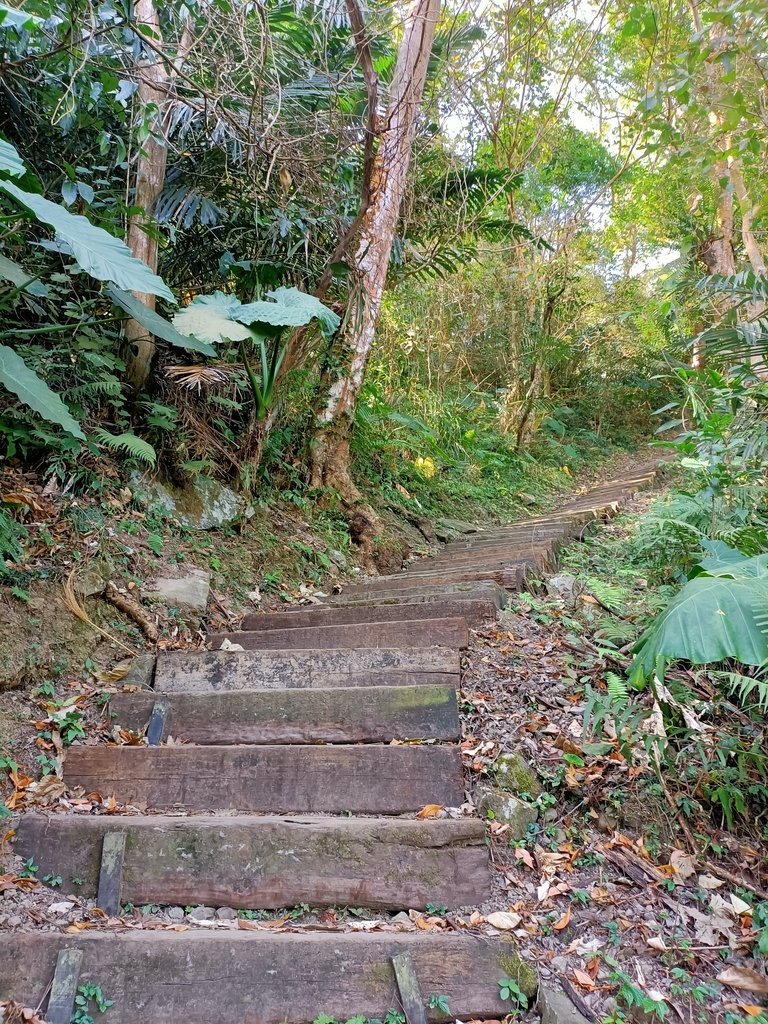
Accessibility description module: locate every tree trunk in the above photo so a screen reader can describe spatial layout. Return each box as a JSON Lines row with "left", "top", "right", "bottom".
{"left": 688, "top": 0, "right": 736, "bottom": 371}
{"left": 310, "top": 0, "right": 442, "bottom": 516}
{"left": 728, "top": 158, "right": 767, "bottom": 317}
{"left": 124, "top": 0, "right": 172, "bottom": 390}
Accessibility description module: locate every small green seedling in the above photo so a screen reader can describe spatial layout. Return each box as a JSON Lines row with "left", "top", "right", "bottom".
{"left": 427, "top": 994, "right": 451, "bottom": 1015}
{"left": 498, "top": 977, "right": 528, "bottom": 1012}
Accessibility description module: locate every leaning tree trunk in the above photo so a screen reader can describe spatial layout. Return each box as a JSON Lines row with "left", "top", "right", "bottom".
{"left": 310, "top": 0, "right": 442, "bottom": 526}
{"left": 124, "top": 0, "right": 173, "bottom": 390}
{"left": 688, "top": 0, "right": 736, "bottom": 370}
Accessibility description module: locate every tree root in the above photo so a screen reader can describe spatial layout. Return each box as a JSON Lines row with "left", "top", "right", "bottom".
{"left": 104, "top": 582, "right": 159, "bottom": 643}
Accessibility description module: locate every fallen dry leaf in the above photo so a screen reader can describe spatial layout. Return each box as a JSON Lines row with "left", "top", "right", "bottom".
{"left": 513, "top": 846, "right": 535, "bottom": 869}
{"left": 717, "top": 967, "right": 768, "bottom": 994}
{"left": 553, "top": 906, "right": 571, "bottom": 931}
{"left": 739, "top": 1006, "right": 767, "bottom": 1017}
{"left": 669, "top": 849, "right": 696, "bottom": 881}
{"left": 485, "top": 911, "right": 522, "bottom": 931}
{"left": 731, "top": 895, "right": 752, "bottom": 916}
{"left": 416, "top": 804, "right": 443, "bottom": 819}
{"left": 698, "top": 873, "right": 724, "bottom": 890}
{"left": 571, "top": 969, "right": 596, "bottom": 992}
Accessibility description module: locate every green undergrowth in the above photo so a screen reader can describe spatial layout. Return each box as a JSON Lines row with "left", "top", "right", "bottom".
{"left": 518, "top": 479, "right": 768, "bottom": 844}
{"left": 351, "top": 384, "right": 641, "bottom": 523}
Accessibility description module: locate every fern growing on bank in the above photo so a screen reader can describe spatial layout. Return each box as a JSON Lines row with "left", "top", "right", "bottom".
{"left": 91, "top": 429, "right": 157, "bottom": 465}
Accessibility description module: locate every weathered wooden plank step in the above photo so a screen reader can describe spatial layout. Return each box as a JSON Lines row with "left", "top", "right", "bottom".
{"left": 154, "top": 648, "right": 460, "bottom": 693}
{"left": 0, "top": 931, "right": 535, "bottom": 1024}
{"left": 326, "top": 581, "right": 508, "bottom": 608}
{"left": 437, "top": 542, "right": 563, "bottom": 563}
{"left": 340, "top": 564, "right": 530, "bottom": 593}
{"left": 63, "top": 743, "right": 465, "bottom": 813}
{"left": 110, "top": 683, "right": 460, "bottom": 744}
{"left": 444, "top": 527, "right": 571, "bottom": 549}
{"left": 426, "top": 545, "right": 554, "bottom": 568}
{"left": 241, "top": 597, "right": 497, "bottom": 631}
{"left": 208, "top": 617, "right": 468, "bottom": 652}
{"left": 17, "top": 813, "right": 488, "bottom": 910}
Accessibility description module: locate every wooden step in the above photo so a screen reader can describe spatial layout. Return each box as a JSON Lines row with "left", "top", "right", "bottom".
{"left": 154, "top": 648, "right": 460, "bottom": 693}
{"left": 339, "top": 564, "right": 529, "bottom": 594}
{"left": 327, "top": 581, "right": 508, "bottom": 607}
{"left": 241, "top": 597, "right": 498, "bottom": 631}
{"left": 63, "top": 743, "right": 465, "bottom": 813}
{"left": 425, "top": 545, "right": 554, "bottom": 568}
{"left": 0, "top": 931, "right": 536, "bottom": 1024}
{"left": 444, "top": 527, "right": 572, "bottom": 550}
{"left": 208, "top": 617, "right": 468, "bottom": 652}
{"left": 432, "top": 545, "right": 560, "bottom": 567}
{"left": 17, "top": 813, "right": 488, "bottom": 910}
{"left": 111, "top": 683, "right": 459, "bottom": 744}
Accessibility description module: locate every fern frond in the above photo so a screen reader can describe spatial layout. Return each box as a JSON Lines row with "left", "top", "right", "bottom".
{"left": 92, "top": 429, "right": 156, "bottom": 465}
{"left": 605, "top": 671, "right": 630, "bottom": 703}
{"left": 717, "top": 671, "right": 768, "bottom": 714}
{"left": 68, "top": 378, "right": 122, "bottom": 399}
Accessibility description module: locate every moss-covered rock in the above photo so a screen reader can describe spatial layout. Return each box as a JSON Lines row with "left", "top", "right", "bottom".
{"left": 476, "top": 784, "right": 538, "bottom": 840}
{"left": 497, "top": 943, "right": 539, "bottom": 997}
{"left": 493, "top": 751, "right": 543, "bottom": 798}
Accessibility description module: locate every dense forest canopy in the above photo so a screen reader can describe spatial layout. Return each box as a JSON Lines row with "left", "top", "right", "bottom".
{"left": 0, "top": 0, "right": 764, "bottom": 523}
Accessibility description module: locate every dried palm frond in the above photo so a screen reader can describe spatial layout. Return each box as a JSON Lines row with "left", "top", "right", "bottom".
{"left": 63, "top": 571, "right": 137, "bottom": 656}
{"left": 165, "top": 364, "right": 235, "bottom": 392}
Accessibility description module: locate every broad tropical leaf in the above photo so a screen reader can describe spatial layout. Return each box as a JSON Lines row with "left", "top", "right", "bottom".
{"left": 0, "top": 3, "right": 43, "bottom": 30}
{"left": 172, "top": 292, "right": 252, "bottom": 343}
{"left": 0, "top": 253, "right": 49, "bottom": 296}
{"left": 0, "top": 137, "right": 25, "bottom": 178}
{"left": 106, "top": 286, "right": 216, "bottom": 357}
{"left": 0, "top": 343, "right": 84, "bottom": 439}
{"left": 632, "top": 573, "right": 768, "bottom": 675}
{"left": 0, "top": 179, "right": 174, "bottom": 301}
{"left": 239, "top": 287, "right": 340, "bottom": 336}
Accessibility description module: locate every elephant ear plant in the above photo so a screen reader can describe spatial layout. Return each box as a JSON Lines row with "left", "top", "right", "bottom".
{"left": 172, "top": 287, "right": 340, "bottom": 420}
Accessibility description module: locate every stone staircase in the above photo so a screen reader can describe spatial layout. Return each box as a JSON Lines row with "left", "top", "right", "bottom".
{"left": 0, "top": 465, "right": 660, "bottom": 1023}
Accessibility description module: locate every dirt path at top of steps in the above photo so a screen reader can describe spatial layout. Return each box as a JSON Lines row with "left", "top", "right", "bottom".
{"left": 0, "top": 461, "right": 665, "bottom": 1024}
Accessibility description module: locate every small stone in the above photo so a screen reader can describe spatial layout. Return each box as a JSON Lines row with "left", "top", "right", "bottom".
{"left": 166, "top": 907, "right": 184, "bottom": 920}
{"left": 329, "top": 549, "right": 347, "bottom": 567}
{"left": 48, "top": 901, "right": 74, "bottom": 915}
{"left": 75, "top": 568, "right": 107, "bottom": 598}
{"left": 6, "top": 915, "right": 23, "bottom": 928}
{"left": 121, "top": 651, "right": 155, "bottom": 690}
{"left": 188, "top": 906, "right": 215, "bottom": 920}
{"left": 143, "top": 567, "right": 210, "bottom": 625}
{"left": 434, "top": 517, "right": 484, "bottom": 541}
{"left": 496, "top": 610, "right": 519, "bottom": 630}
{"left": 493, "top": 752, "right": 543, "bottom": 798}
{"left": 545, "top": 574, "right": 583, "bottom": 608}
{"left": 476, "top": 784, "right": 538, "bottom": 839}
{"left": 215, "top": 907, "right": 238, "bottom": 920}
{"left": 550, "top": 956, "right": 570, "bottom": 974}
{"left": 538, "top": 984, "right": 591, "bottom": 1024}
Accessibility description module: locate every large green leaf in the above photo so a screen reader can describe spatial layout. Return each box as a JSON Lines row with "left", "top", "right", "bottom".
{"left": 106, "top": 286, "right": 216, "bottom": 357}
{"left": 0, "top": 253, "right": 49, "bottom": 296}
{"left": 172, "top": 292, "right": 252, "bottom": 343}
{"left": 632, "top": 574, "right": 768, "bottom": 674}
{"left": 0, "top": 179, "right": 174, "bottom": 301}
{"left": 0, "top": 3, "right": 43, "bottom": 31}
{"left": 0, "top": 138, "right": 26, "bottom": 178}
{"left": 0, "top": 343, "right": 84, "bottom": 439}
{"left": 239, "top": 287, "right": 341, "bottom": 336}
